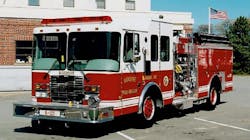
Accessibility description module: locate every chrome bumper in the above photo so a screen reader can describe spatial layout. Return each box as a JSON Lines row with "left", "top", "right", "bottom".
{"left": 13, "top": 102, "right": 114, "bottom": 123}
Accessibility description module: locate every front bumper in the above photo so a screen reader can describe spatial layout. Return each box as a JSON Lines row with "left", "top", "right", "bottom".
{"left": 13, "top": 102, "right": 114, "bottom": 123}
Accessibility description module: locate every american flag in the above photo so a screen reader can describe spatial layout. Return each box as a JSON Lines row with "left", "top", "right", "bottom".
{"left": 210, "top": 8, "right": 228, "bottom": 20}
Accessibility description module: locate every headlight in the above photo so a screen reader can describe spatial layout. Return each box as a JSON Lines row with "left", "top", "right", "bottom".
{"left": 35, "top": 91, "right": 49, "bottom": 98}
{"left": 35, "top": 83, "right": 50, "bottom": 98}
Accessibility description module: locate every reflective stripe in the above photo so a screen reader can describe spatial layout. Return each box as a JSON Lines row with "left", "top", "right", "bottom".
{"left": 225, "top": 81, "right": 233, "bottom": 87}
{"left": 162, "top": 90, "right": 174, "bottom": 100}
{"left": 199, "top": 85, "right": 209, "bottom": 93}
{"left": 175, "top": 64, "right": 183, "bottom": 73}
{"left": 100, "top": 90, "right": 174, "bottom": 109}
{"left": 100, "top": 97, "right": 139, "bottom": 109}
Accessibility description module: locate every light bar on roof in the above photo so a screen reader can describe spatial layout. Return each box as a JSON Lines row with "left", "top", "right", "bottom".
{"left": 41, "top": 16, "right": 112, "bottom": 25}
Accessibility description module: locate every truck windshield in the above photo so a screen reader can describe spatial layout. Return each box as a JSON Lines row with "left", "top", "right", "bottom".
{"left": 68, "top": 32, "right": 121, "bottom": 71}
{"left": 33, "top": 33, "right": 67, "bottom": 70}
{"left": 32, "top": 32, "right": 121, "bottom": 71}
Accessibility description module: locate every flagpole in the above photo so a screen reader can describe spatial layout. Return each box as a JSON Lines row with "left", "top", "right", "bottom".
{"left": 208, "top": 7, "right": 211, "bottom": 34}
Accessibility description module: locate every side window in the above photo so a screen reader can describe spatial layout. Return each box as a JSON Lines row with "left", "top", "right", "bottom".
{"left": 134, "top": 34, "right": 140, "bottom": 55}
{"left": 125, "top": 0, "right": 136, "bottom": 10}
{"left": 151, "top": 35, "right": 158, "bottom": 61}
{"left": 96, "top": 0, "right": 105, "bottom": 9}
{"left": 28, "top": 0, "right": 39, "bottom": 6}
{"left": 16, "top": 41, "right": 33, "bottom": 63}
{"left": 160, "top": 36, "right": 170, "bottom": 61}
{"left": 124, "top": 33, "right": 140, "bottom": 62}
{"left": 63, "top": 0, "right": 74, "bottom": 7}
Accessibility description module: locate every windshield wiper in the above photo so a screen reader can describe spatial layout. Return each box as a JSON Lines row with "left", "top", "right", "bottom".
{"left": 70, "top": 53, "right": 90, "bottom": 82}
{"left": 43, "top": 59, "right": 59, "bottom": 79}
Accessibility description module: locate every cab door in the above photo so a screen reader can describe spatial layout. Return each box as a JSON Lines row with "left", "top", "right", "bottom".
{"left": 121, "top": 31, "right": 145, "bottom": 115}
{"left": 159, "top": 22, "right": 174, "bottom": 103}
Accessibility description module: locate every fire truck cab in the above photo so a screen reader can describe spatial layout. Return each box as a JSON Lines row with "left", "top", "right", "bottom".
{"left": 13, "top": 15, "right": 233, "bottom": 127}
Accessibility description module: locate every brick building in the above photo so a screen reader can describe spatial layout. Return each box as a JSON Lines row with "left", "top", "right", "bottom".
{"left": 0, "top": 18, "right": 41, "bottom": 64}
{"left": 0, "top": 0, "right": 193, "bottom": 65}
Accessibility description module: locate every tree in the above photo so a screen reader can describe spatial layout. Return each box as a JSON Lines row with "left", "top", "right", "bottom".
{"left": 227, "top": 16, "right": 250, "bottom": 74}
{"left": 197, "top": 24, "right": 210, "bottom": 34}
{"left": 215, "top": 19, "right": 233, "bottom": 36}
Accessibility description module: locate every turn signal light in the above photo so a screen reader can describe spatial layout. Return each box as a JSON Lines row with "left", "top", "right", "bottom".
{"left": 84, "top": 85, "right": 100, "bottom": 93}
{"left": 35, "top": 83, "right": 49, "bottom": 90}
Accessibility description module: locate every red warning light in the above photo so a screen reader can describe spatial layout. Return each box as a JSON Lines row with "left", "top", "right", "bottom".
{"left": 41, "top": 16, "right": 112, "bottom": 25}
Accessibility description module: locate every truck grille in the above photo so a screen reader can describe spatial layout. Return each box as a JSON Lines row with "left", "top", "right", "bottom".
{"left": 50, "top": 76, "right": 84, "bottom": 102}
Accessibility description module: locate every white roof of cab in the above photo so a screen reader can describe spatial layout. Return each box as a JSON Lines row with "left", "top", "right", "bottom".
{"left": 33, "top": 14, "right": 164, "bottom": 34}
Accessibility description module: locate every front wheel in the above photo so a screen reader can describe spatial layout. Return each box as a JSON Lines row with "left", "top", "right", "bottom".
{"left": 31, "top": 119, "right": 40, "bottom": 129}
{"left": 31, "top": 119, "right": 51, "bottom": 131}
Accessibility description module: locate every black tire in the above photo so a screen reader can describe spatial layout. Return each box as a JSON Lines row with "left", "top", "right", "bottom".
{"left": 31, "top": 119, "right": 50, "bottom": 131}
{"left": 206, "top": 86, "right": 220, "bottom": 110}
{"left": 31, "top": 119, "right": 40, "bottom": 130}
{"left": 139, "top": 95, "right": 157, "bottom": 125}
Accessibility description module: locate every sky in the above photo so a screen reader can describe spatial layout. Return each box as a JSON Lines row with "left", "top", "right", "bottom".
{"left": 151, "top": 0, "right": 250, "bottom": 27}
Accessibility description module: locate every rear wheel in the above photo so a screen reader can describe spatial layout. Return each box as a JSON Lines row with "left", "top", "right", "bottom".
{"left": 206, "top": 87, "right": 220, "bottom": 110}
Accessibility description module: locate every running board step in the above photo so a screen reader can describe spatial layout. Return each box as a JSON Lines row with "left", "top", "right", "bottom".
{"left": 172, "top": 97, "right": 197, "bottom": 110}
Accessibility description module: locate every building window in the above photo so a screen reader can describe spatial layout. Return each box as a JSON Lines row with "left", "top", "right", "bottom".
{"left": 28, "top": 0, "right": 39, "bottom": 6}
{"left": 160, "top": 36, "right": 170, "bottom": 61}
{"left": 125, "top": 0, "right": 135, "bottom": 10}
{"left": 16, "top": 41, "right": 33, "bottom": 63}
{"left": 64, "top": 0, "right": 74, "bottom": 7}
{"left": 96, "top": 0, "right": 105, "bottom": 9}
{"left": 151, "top": 35, "right": 158, "bottom": 61}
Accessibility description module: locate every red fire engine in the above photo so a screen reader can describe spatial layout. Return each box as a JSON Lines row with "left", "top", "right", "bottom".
{"left": 13, "top": 15, "right": 233, "bottom": 127}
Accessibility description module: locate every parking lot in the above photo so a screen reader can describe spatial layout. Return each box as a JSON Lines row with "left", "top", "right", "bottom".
{"left": 0, "top": 76, "right": 250, "bottom": 140}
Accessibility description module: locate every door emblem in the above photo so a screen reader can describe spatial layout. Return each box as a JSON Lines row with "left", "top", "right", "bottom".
{"left": 163, "top": 76, "right": 169, "bottom": 87}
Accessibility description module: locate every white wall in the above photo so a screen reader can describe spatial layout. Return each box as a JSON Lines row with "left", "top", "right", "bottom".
{"left": 136, "top": 0, "right": 150, "bottom": 11}
{"left": 40, "top": 0, "right": 62, "bottom": 9}
{"left": 76, "top": 0, "right": 96, "bottom": 10}
{"left": 0, "top": 6, "right": 194, "bottom": 25}
{"left": 0, "top": 66, "right": 31, "bottom": 91}
{"left": 106, "top": 0, "right": 124, "bottom": 11}
{"left": 0, "top": 0, "right": 27, "bottom": 7}
{"left": 0, "top": 0, "right": 150, "bottom": 11}
{"left": 151, "top": 11, "right": 194, "bottom": 24}
{"left": 0, "top": 0, "right": 193, "bottom": 25}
